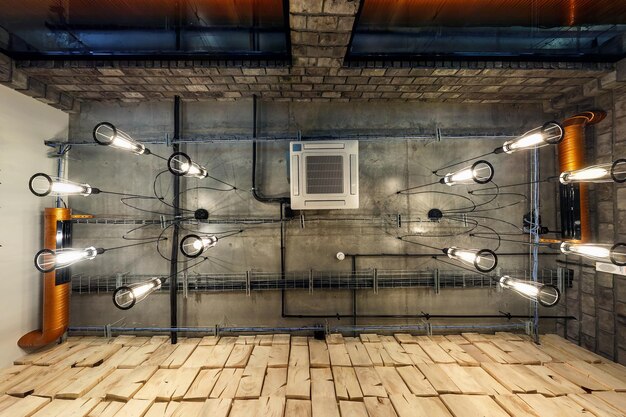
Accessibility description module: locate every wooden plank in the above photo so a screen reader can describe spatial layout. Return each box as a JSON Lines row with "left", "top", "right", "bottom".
{"left": 464, "top": 367, "right": 510, "bottom": 396}
{"left": 417, "top": 341, "right": 455, "bottom": 364}
{"left": 541, "top": 335, "right": 603, "bottom": 363}
{"left": 108, "top": 399, "right": 154, "bottom": 417}
{"left": 495, "top": 332, "right": 524, "bottom": 341}
{"left": 395, "top": 366, "right": 437, "bottom": 397}
{"left": 269, "top": 345, "right": 290, "bottom": 368}
{"left": 360, "top": 334, "right": 380, "bottom": 343}
{"left": 83, "top": 369, "right": 132, "bottom": 399}
{"left": 248, "top": 346, "right": 272, "bottom": 368}
{"left": 309, "top": 340, "right": 330, "bottom": 368}
{"left": 228, "top": 399, "right": 258, "bottom": 417}
{"left": 33, "top": 398, "right": 101, "bottom": 417}
{"left": 535, "top": 343, "right": 579, "bottom": 363}
{"left": 439, "top": 364, "right": 486, "bottom": 395}
{"left": 461, "top": 333, "right": 489, "bottom": 343}
{"left": 169, "top": 401, "right": 204, "bottom": 417}
{"left": 594, "top": 392, "right": 626, "bottom": 414}
{"left": 474, "top": 342, "right": 519, "bottom": 364}
{"left": 0, "top": 366, "right": 47, "bottom": 395}
{"left": 236, "top": 336, "right": 256, "bottom": 345}
{"left": 142, "top": 344, "right": 178, "bottom": 367}
{"left": 394, "top": 334, "right": 416, "bottom": 344}
{"left": 375, "top": 367, "right": 411, "bottom": 396}
{"left": 106, "top": 365, "right": 159, "bottom": 401}
{"left": 493, "top": 395, "right": 540, "bottom": 417}
{"left": 354, "top": 367, "right": 387, "bottom": 398}
{"left": 272, "top": 335, "right": 290, "bottom": 346}
{"left": 363, "top": 397, "right": 398, "bottom": 417}
{"left": 289, "top": 339, "right": 309, "bottom": 368}
{"left": 7, "top": 365, "right": 68, "bottom": 398}
{"left": 401, "top": 344, "right": 434, "bottom": 366}
{"left": 480, "top": 363, "right": 537, "bottom": 394}
{"left": 181, "top": 346, "right": 214, "bottom": 368}
{"left": 310, "top": 368, "right": 335, "bottom": 399}
{"left": 209, "top": 368, "right": 244, "bottom": 399}
{"left": 568, "top": 393, "right": 624, "bottom": 417}
{"left": 286, "top": 399, "right": 311, "bottom": 417}
{"left": 440, "top": 394, "right": 510, "bottom": 417}
{"left": 363, "top": 343, "right": 388, "bottom": 367}
{"left": 286, "top": 367, "right": 310, "bottom": 399}
{"left": 445, "top": 335, "right": 470, "bottom": 345}
{"left": 0, "top": 396, "right": 21, "bottom": 413}
{"left": 292, "top": 337, "right": 308, "bottom": 346}
{"left": 143, "top": 402, "right": 180, "bottom": 417}
{"left": 438, "top": 342, "right": 478, "bottom": 366}
{"left": 328, "top": 344, "right": 351, "bottom": 367}
{"left": 510, "top": 342, "right": 553, "bottom": 364}
{"left": 198, "top": 399, "right": 231, "bottom": 417}
{"left": 389, "top": 394, "right": 453, "bottom": 417}
{"left": 198, "top": 336, "right": 220, "bottom": 346}
{"left": 546, "top": 362, "right": 611, "bottom": 391}
{"left": 14, "top": 346, "right": 60, "bottom": 366}
{"left": 33, "top": 342, "right": 89, "bottom": 366}
{"left": 134, "top": 368, "right": 200, "bottom": 401}
{"left": 525, "top": 365, "right": 585, "bottom": 396}
{"left": 74, "top": 344, "right": 123, "bottom": 367}
{"left": 332, "top": 367, "right": 363, "bottom": 401}
{"left": 31, "top": 367, "right": 83, "bottom": 399}
{"left": 56, "top": 366, "right": 116, "bottom": 399}
{"left": 255, "top": 335, "right": 274, "bottom": 346}
{"left": 117, "top": 343, "right": 162, "bottom": 369}
{"left": 0, "top": 396, "right": 50, "bottom": 417}
{"left": 597, "top": 362, "right": 626, "bottom": 382}
{"left": 160, "top": 343, "right": 198, "bottom": 369}
{"left": 506, "top": 365, "right": 567, "bottom": 397}
{"left": 257, "top": 396, "right": 285, "bottom": 417}
{"left": 225, "top": 345, "right": 254, "bottom": 368}
{"left": 262, "top": 368, "right": 287, "bottom": 397}
{"left": 183, "top": 369, "right": 222, "bottom": 401}
{"left": 326, "top": 334, "right": 344, "bottom": 345}
{"left": 462, "top": 344, "right": 493, "bottom": 363}
{"left": 90, "top": 401, "right": 125, "bottom": 417}
{"left": 381, "top": 342, "right": 413, "bottom": 366}
{"left": 235, "top": 366, "right": 266, "bottom": 399}
{"left": 416, "top": 364, "right": 461, "bottom": 394}
{"left": 204, "top": 344, "right": 234, "bottom": 369}
{"left": 518, "top": 393, "right": 588, "bottom": 417}
{"left": 217, "top": 337, "right": 237, "bottom": 345}
{"left": 339, "top": 401, "right": 368, "bottom": 417}
{"left": 566, "top": 361, "right": 626, "bottom": 391}
{"left": 345, "top": 342, "right": 373, "bottom": 367}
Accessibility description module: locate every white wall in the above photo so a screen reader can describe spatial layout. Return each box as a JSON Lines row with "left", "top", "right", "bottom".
{"left": 0, "top": 85, "right": 68, "bottom": 367}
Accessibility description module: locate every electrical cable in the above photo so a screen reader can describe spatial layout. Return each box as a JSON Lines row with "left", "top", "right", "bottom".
{"left": 396, "top": 180, "right": 443, "bottom": 194}
{"left": 153, "top": 170, "right": 196, "bottom": 213}
{"left": 103, "top": 237, "right": 166, "bottom": 252}
{"left": 432, "top": 151, "right": 494, "bottom": 176}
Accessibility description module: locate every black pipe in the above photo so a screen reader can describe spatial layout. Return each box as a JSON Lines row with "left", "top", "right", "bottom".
{"left": 352, "top": 255, "right": 357, "bottom": 328}
{"left": 344, "top": 252, "right": 560, "bottom": 258}
{"left": 281, "top": 313, "right": 577, "bottom": 320}
{"left": 169, "top": 95, "right": 182, "bottom": 344}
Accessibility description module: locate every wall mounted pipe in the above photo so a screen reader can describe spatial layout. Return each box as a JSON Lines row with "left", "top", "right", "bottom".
{"left": 19, "top": 208, "right": 72, "bottom": 348}
{"left": 559, "top": 111, "right": 606, "bottom": 242}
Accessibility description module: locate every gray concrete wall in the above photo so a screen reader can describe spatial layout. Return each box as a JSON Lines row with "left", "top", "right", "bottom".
{"left": 66, "top": 99, "right": 562, "bottom": 333}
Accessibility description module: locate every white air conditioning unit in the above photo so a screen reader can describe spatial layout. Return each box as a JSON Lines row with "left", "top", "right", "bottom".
{"left": 290, "top": 140, "right": 359, "bottom": 210}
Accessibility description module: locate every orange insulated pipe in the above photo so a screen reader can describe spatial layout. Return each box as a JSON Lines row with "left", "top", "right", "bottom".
{"left": 559, "top": 111, "right": 606, "bottom": 243}
{"left": 18, "top": 208, "right": 71, "bottom": 349}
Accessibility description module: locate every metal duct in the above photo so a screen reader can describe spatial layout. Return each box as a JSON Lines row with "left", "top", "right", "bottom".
{"left": 559, "top": 111, "right": 606, "bottom": 242}
{"left": 18, "top": 208, "right": 71, "bottom": 349}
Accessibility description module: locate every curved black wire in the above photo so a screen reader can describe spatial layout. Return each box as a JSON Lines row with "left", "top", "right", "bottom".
{"left": 432, "top": 151, "right": 495, "bottom": 176}
{"left": 153, "top": 170, "right": 195, "bottom": 213}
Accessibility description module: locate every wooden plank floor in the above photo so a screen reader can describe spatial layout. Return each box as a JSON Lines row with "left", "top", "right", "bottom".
{"left": 3, "top": 333, "right": 626, "bottom": 416}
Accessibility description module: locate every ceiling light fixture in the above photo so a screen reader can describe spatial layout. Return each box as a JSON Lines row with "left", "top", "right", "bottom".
{"left": 495, "top": 121, "right": 563, "bottom": 154}
{"left": 29, "top": 173, "right": 97, "bottom": 197}
{"left": 93, "top": 122, "right": 149, "bottom": 155}
{"left": 499, "top": 276, "right": 560, "bottom": 307}
{"left": 113, "top": 277, "right": 162, "bottom": 310}
{"left": 440, "top": 160, "right": 494, "bottom": 186}
{"left": 180, "top": 234, "right": 218, "bottom": 258}
{"left": 167, "top": 152, "right": 209, "bottom": 179}
{"left": 560, "top": 242, "right": 626, "bottom": 266}
{"left": 443, "top": 247, "right": 498, "bottom": 273}
{"left": 560, "top": 159, "right": 626, "bottom": 184}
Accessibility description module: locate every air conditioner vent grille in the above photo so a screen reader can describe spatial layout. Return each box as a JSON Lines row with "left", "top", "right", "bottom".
{"left": 306, "top": 155, "right": 344, "bottom": 194}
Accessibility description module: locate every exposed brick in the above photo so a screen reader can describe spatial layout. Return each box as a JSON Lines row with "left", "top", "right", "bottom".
{"left": 307, "top": 16, "right": 338, "bottom": 31}
{"left": 290, "top": 0, "right": 323, "bottom": 13}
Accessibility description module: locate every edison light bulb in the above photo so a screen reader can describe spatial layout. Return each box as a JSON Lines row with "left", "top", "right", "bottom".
{"left": 441, "top": 160, "right": 493, "bottom": 186}
{"left": 168, "top": 152, "right": 208, "bottom": 178}
{"left": 29, "top": 173, "right": 94, "bottom": 197}
{"left": 93, "top": 122, "right": 147, "bottom": 155}
{"left": 560, "top": 242, "right": 626, "bottom": 266}
{"left": 113, "top": 278, "right": 162, "bottom": 310}
{"left": 499, "top": 121, "right": 563, "bottom": 154}
{"left": 180, "top": 234, "right": 218, "bottom": 258}
{"left": 499, "top": 276, "right": 560, "bottom": 307}
{"left": 35, "top": 246, "right": 101, "bottom": 272}
{"left": 560, "top": 160, "right": 626, "bottom": 184}
{"left": 444, "top": 247, "right": 498, "bottom": 273}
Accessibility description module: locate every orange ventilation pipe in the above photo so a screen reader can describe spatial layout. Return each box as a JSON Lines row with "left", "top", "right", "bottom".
{"left": 18, "top": 207, "right": 71, "bottom": 349}
{"left": 559, "top": 111, "right": 606, "bottom": 243}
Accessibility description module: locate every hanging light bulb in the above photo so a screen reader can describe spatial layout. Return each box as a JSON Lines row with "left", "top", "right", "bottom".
{"left": 440, "top": 160, "right": 494, "bottom": 186}
{"left": 560, "top": 159, "right": 626, "bottom": 184}
{"left": 28, "top": 173, "right": 99, "bottom": 197}
{"left": 180, "top": 234, "right": 218, "bottom": 258}
{"left": 496, "top": 121, "right": 563, "bottom": 154}
{"left": 560, "top": 242, "right": 626, "bottom": 266}
{"left": 113, "top": 277, "right": 162, "bottom": 310}
{"left": 443, "top": 247, "right": 498, "bottom": 273}
{"left": 93, "top": 122, "right": 149, "bottom": 155}
{"left": 167, "top": 152, "right": 209, "bottom": 178}
{"left": 499, "top": 276, "right": 560, "bottom": 307}
{"left": 34, "top": 246, "right": 103, "bottom": 272}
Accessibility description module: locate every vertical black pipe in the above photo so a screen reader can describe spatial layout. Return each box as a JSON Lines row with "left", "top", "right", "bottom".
{"left": 170, "top": 96, "right": 181, "bottom": 344}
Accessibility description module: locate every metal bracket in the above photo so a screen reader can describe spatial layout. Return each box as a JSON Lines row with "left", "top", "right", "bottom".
{"left": 300, "top": 214, "right": 305, "bottom": 229}
{"left": 373, "top": 268, "right": 378, "bottom": 294}
{"left": 309, "top": 269, "right": 313, "bottom": 294}
{"left": 214, "top": 324, "right": 219, "bottom": 337}
{"left": 433, "top": 268, "right": 440, "bottom": 294}
{"left": 104, "top": 324, "right": 112, "bottom": 339}
{"left": 435, "top": 127, "right": 442, "bottom": 142}
{"left": 245, "top": 271, "right": 251, "bottom": 296}
{"left": 183, "top": 272, "right": 188, "bottom": 299}
{"left": 397, "top": 214, "right": 402, "bottom": 228}
{"left": 324, "top": 320, "right": 330, "bottom": 336}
